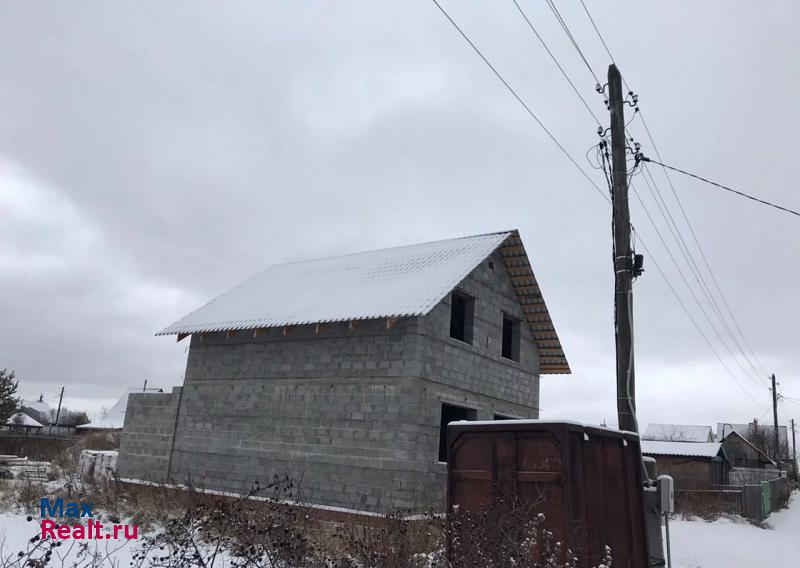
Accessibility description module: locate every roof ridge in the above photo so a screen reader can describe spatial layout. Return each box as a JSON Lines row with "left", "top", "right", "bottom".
{"left": 269, "top": 229, "right": 516, "bottom": 269}
{"left": 154, "top": 229, "right": 570, "bottom": 374}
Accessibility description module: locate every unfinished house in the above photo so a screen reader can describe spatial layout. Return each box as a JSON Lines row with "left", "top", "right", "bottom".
{"left": 118, "top": 230, "right": 569, "bottom": 512}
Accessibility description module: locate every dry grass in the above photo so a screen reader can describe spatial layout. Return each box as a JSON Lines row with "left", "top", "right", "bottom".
{"left": 2, "top": 475, "right": 612, "bottom": 567}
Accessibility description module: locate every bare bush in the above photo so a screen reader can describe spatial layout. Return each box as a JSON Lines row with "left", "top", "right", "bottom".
{"left": 1, "top": 477, "right": 612, "bottom": 568}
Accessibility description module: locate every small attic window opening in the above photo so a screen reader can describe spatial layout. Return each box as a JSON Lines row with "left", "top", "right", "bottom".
{"left": 502, "top": 314, "right": 521, "bottom": 361}
{"left": 449, "top": 291, "right": 474, "bottom": 344}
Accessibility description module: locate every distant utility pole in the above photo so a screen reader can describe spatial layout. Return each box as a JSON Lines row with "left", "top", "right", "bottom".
{"left": 608, "top": 63, "right": 637, "bottom": 433}
{"left": 792, "top": 418, "right": 797, "bottom": 480}
{"left": 54, "top": 386, "right": 64, "bottom": 427}
{"left": 771, "top": 374, "right": 780, "bottom": 463}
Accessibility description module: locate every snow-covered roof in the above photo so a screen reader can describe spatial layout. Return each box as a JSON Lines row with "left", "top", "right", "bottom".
{"left": 641, "top": 441, "right": 723, "bottom": 458}
{"left": 644, "top": 423, "right": 714, "bottom": 442}
{"left": 6, "top": 412, "right": 43, "bottom": 427}
{"left": 21, "top": 399, "right": 51, "bottom": 415}
{"left": 77, "top": 390, "right": 132, "bottom": 430}
{"left": 716, "top": 423, "right": 788, "bottom": 447}
{"left": 158, "top": 230, "right": 571, "bottom": 374}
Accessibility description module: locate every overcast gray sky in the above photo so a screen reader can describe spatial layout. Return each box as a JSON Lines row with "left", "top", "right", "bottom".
{"left": 1, "top": 1, "right": 798, "bottom": 430}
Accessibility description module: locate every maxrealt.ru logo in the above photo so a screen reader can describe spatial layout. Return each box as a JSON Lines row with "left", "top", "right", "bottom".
{"left": 39, "top": 498, "right": 138, "bottom": 540}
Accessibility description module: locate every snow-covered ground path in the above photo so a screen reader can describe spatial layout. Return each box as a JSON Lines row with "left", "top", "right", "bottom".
{"left": 666, "top": 492, "right": 800, "bottom": 568}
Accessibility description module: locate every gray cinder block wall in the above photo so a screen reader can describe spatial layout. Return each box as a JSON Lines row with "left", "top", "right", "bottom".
{"left": 118, "top": 250, "right": 539, "bottom": 512}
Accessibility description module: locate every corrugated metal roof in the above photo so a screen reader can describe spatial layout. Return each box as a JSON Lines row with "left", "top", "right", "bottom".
{"left": 644, "top": 423, "right": 714, "bottom": 442}
{"left": 640, "top": 441, "right": 723, "bottom": 458}
{"left": 158, "top": 230, "right": 570, "bottom": 373}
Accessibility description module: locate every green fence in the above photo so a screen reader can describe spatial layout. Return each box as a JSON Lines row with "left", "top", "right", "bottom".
{"left": 760, "top": 481, "right": 772, "bottom": 518}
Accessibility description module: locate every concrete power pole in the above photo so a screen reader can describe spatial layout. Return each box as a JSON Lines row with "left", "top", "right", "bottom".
{"left": 771, "top": 374, "right": 780, "bottom": 464}
{"left": 608, "top": 64, "right": 637, "bottom": 433}
{"left": 54, "top": 386, "right": 65, "bottom": 428}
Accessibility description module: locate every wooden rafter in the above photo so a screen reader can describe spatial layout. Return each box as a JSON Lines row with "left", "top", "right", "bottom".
{"left": 499, "top": 230, "right": 571, "bottom": 374}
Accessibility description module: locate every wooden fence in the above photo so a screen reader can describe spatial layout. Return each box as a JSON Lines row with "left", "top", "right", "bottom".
{"left": 676, "top": 478, "right": 793, "bottom": 522}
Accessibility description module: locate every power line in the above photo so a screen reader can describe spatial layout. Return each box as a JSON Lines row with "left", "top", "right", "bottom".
{"left": 427, "top": 0, "right": 609, "bottom": 202}
{"left": 643, "top": 159, "right": 771, "bottom": 378}
{"left": 577, "top": 0, "right": 615, "bottom": 63}
{"left": 576, "top": 0, "right": 773, "bottom": 381}
{"left": 758, "top": 405, "right": 773, "bottom": 421}
{"left": 633, "top": 231, "right": 763, "bottom": 406}
{"left": 603, "top": 144, "right": 766, "bottom": 395}
{"left": 641, "top": 157, "right": 800, "bottom": 218}
{"left": 637, "top": 118, "right": 772, "bottom": 377}
{"left": 543, "top": 0, "right": 601, "bottom": 85}
{"left": 510, "top": 0, "right": 602, "bottom": 125}
{"left": 630, "top": 177, "right": 767, "bottom": 393}
{"left": 599, "top": 148, "right": 764, "bottom": 404}
{"left": 638, "top": 165, "right": 767, "bottom": 385}
{"left": 432, "top": 0, "right": 770, "bottom": 407}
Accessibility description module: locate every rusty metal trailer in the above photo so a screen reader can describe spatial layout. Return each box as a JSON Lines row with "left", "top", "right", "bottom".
{"left": 447, "top": 420, "right": 649, "bottom": 567}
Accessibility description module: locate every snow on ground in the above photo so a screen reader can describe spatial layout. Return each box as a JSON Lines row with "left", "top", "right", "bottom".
{"left": 1, "top": 493, "right": 798, "bottom": 567}
{"left": 0, "top": 509, "right": 239, "bottom": 568}
{"left": 0, "top": 512, "right": 138, "bottom": 567}
{"left": 665, "top": 492, "right": 800, "bottom": 568}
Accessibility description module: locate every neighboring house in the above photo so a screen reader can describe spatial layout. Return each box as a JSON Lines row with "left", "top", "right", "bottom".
{"left": 719, "top": 430, "right": 777, "bottom": 469}
{"left": 118, "top": 230, "right": 569, "bottom": 512}
{"left": 641, "top": 441, "right": 729, "bottom": 489}
{"left": 20, "top": 397, "right": 51, "bottom": 426}
{"left": 717, "top": 422, "right": 790, "bottom": 460}
{"left": 77, "top": 389, "right": 136, "bottom": 432}
{"left": 644, "top": 423, "right": 715, "bottom": 442}
{"left": 3, "top": 412, "right": 44, "bottom": 435}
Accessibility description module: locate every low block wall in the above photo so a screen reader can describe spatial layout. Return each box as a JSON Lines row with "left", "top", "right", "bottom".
{"left": 729, "top": 467, "right": 782, "bottom": 485}
{"left": 117, "top": 388, "right": 183, "bottom": 483}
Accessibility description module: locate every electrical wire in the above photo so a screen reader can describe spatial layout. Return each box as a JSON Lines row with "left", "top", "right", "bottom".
{"left": 432, "top": 0, "right": 771, "bottom": 409}
{"left": 633, "top": 231, "right": 763, "bottom": 406}
{"left": 630, "top": 178, "right": 767, "bottom": 395}
{"left": 599, "top": 144, "right": 764, "bottom": 405}
{"left": 599, "top": 145, "right": 763, "bottom": 405}
{"left": 641, "top": 158, "right": 800, "bottom": 218}
{"left": 543, "top": 0, "right": 600, "bottom": 85}
{"left": 577, "top": 0, "right": 774, "bottom": 383}
{"left": 510, "top": 0, "right": 602, "bottom": 125}
{"left": 638, "top": 166, "right": 766, "bottom": 387}
{"left": 578, "top": 0, "right": 615, "bottom": 66}
{"left": 428, "top": 0, "right": 609, "bottom": 203}
{"left": 640, "top": 164, "right": 767, "bottom": 381}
